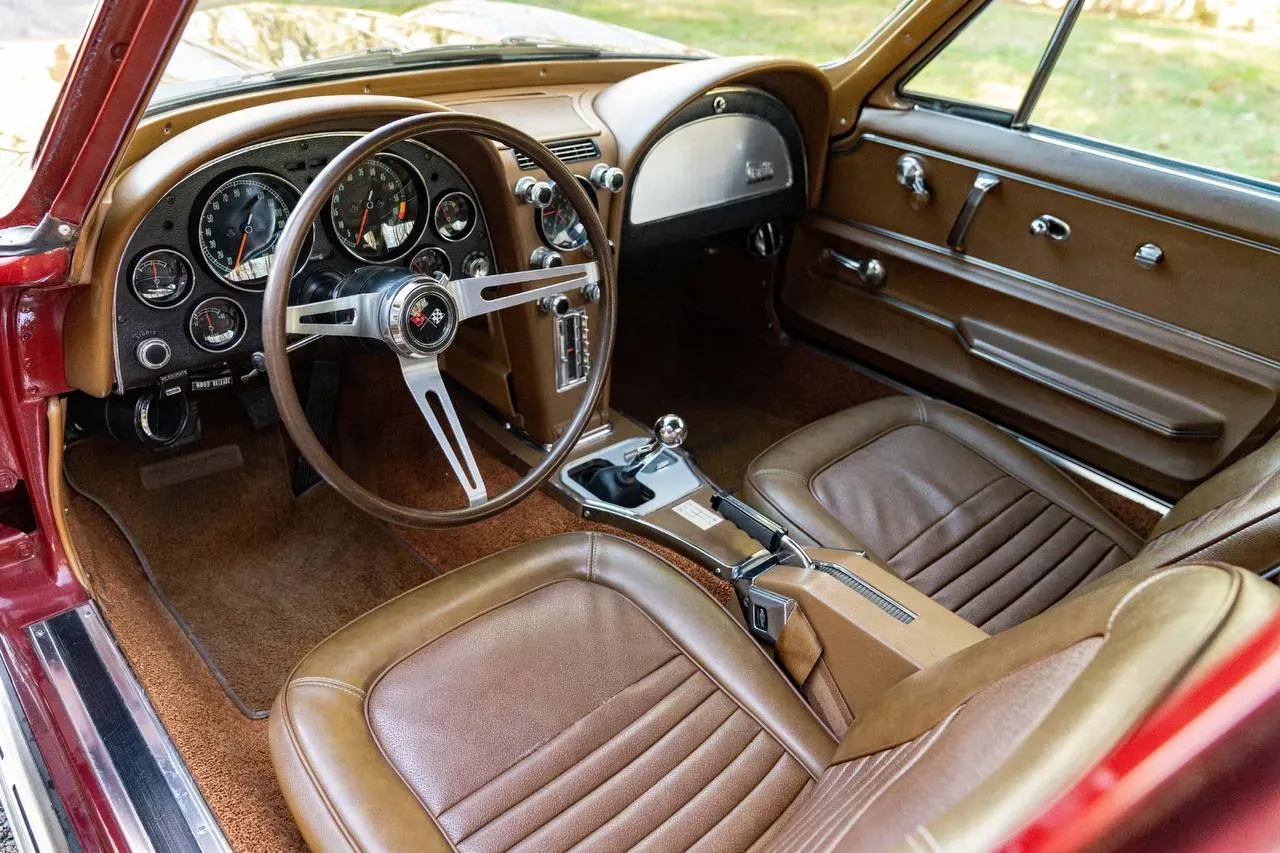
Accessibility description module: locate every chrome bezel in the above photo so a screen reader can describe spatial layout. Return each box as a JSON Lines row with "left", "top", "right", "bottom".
{"left": 460, "top": 249, "right": 492, "bottom": 278}
{"left": 384, "top": 280, "right": 458, "bottom": 357}
{"left": 536, "top": 176, "right": 597, "bottom": 252}
{"left": 187, "top": 295, "right": 247, "bottom": 354}
{"left": 196, "top": 170, "right": 315, "bottom": 292}
{"left": 432, "top": 190, "right": 477, "bottom": 242}
{"left": 129, "top": 248, "right": 195, "bottom": 309}
{"left": 409, "top": 245, "right": 451, "bottom": 278}
{"left": 328, "top": 152, "right": 429, "bottom": 264}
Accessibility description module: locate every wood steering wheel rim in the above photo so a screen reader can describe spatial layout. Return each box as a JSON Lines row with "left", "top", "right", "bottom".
{"left": 262, "top": 112, "right": 617, "bottom": 528}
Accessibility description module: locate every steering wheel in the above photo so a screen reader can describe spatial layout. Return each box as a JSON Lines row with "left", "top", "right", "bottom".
{"left": 262, "top": 113, "right": 617, "bottom": 528}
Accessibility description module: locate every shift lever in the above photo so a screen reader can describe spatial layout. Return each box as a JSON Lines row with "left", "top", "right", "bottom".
{"left": 621, "top": 414, "right": 687, "bottom": 481}
{"left": 567, "top": 414, "right": 687, "bottom": 509}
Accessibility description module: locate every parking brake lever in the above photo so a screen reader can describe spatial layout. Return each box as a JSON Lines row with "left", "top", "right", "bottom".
{"left": 711, "top": 492, "right": 812, "bottom": 569}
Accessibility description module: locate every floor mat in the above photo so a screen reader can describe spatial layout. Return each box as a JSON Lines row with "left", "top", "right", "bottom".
{"left": 64, "top": 414, "right": 440, "bottom": 716}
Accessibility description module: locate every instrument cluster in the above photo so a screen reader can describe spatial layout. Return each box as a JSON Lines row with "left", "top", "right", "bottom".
{"left": 114, "top": 133, "right": 495, "bottom": 392}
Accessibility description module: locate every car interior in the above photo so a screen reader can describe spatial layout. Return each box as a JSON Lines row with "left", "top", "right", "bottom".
{"left": 21, "top": 0, "right": 1280, "bottom": 850}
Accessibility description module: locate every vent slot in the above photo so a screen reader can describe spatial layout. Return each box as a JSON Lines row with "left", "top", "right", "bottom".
{"left": 514, "top": 139, "right": 601, "bottom": 170}
{"left": 812, "top": 562, "right": 916, "bottom": 624}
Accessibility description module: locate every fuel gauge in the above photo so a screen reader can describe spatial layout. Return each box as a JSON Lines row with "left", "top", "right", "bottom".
{"left": 131, "top": 249, "right": 194, "bottom": 308}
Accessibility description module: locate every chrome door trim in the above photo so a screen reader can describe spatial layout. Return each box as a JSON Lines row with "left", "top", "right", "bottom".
{"left": 858, "top": 132, "right": 1280, "bottom": 256}
{"left": 826, "top": 217, "right": 1280, "bottom": 372}
{"left": 1009, "top": 432, "right": 1173, "bottom": 514}
{"left": 1011, "top": 0, "right": 1086, "bottom": 128}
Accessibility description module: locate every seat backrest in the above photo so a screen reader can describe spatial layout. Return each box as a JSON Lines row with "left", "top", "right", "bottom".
{"left": 1135, "top": 432, "right": 1280, "bottom": 575}
{"left": 758, "top": 562, "right": 1279, "bottom": 853}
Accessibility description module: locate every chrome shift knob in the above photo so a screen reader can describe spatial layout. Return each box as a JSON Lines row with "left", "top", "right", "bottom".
{"left": 653, "top": 414, "right": 686, "bottom": 448}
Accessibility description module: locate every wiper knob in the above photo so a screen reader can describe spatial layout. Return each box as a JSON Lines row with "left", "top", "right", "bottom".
{"left": 514, "top": 176, "right": 554, "bottom": 208}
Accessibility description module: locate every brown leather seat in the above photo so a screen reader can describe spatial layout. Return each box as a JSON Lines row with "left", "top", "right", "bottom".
{"left": 270, "top": 532, "right": 1278, "bottom": 852}
{"left": 743, "top": 396, "right": 1280, "bottom": 631}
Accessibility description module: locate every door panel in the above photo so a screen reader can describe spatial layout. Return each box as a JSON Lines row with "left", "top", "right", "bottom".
{"left": 784, "top": 108, "right": 1280, "bottom": 496}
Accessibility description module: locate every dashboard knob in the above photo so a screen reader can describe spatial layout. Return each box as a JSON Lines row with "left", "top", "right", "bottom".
{"left": 463, "top": 254, "right": 491, "bottom": 278}
{"left": 513, "top": 176, "right": 554, "bottom": 208}
{"left": 530, "top": 247, "right": 563, "bottom": 269}
{"left": 537, "top": 294, "right": 572, "bottom": 316}
{"left": 589, "top": 164, "right": 625, "bottom": 193}
{"left": 580, "top": 282, "right": 601, "bottom": 303}
{"left": 135, "top": 337, "right": 172, "bottom": 370}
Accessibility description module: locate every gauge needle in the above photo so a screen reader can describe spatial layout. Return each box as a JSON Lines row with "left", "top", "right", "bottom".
{"left": 355, "top": 189, "right": 373, "bottom": 247}
{"left": 233, "top": 213, "right": 254, "bottom": 270}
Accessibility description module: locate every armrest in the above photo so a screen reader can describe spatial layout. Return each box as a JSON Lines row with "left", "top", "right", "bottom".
{"left": 756, "top": 548, "right": 987, "bottom": 716}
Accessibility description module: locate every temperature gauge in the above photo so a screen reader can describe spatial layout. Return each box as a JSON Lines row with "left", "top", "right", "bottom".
{"left": 130, "top": 249, "right": 194, "bottom": 308}
{"left": 188, "top": 296, "right": 246, "bottom": 353}
{"left": 433, "top": 191, "right": 476, "bottom": 241}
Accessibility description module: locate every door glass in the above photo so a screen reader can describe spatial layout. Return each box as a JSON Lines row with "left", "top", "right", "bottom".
{"left": 0, "top": 0, "right": 98, "bottom": 216}
{"left": 1031, "top": 3, "right": 1280, "bottom": 184}
{"left": 902, "top": 0, "right": 1061, "bottom": 113}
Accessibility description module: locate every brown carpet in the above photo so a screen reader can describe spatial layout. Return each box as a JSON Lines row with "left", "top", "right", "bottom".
{"left": 611, "top": 301, "right": 897, "bottom": 491}
{"left": 67, "top": 353, "right": 737, "bottom": 851}
{"left": 64, "top": 410, "right": 440, "bottom": 716}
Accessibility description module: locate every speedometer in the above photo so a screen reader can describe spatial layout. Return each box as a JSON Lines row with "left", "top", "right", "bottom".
{"left": 537, "top": 178, "right": 596, "bottom": 251}
{"left": 196, "top": 172, "right": 311, "bottom": 290}
{"left": 329, "top": 154, "right": 426, "bottom": 262}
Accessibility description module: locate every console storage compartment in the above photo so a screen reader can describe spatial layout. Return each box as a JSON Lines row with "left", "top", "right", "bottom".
{"left": 757, "top": 548, "right": 987, "bottom": 717}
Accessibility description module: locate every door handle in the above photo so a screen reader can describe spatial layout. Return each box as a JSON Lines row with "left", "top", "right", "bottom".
{"left": 895, "top": 155, "right": 931, "bottom": 210}
{"left": 823, "top": 249, "right": 886, "bottom": 289}
{"left": 947, "top": 171, "right": 1001, "bottom": 254}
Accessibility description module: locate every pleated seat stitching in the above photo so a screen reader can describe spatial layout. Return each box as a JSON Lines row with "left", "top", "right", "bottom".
{"left": 900, "top": 490, "right": 1041, "bottom": 585}
{"left": 441, "top": 654, "right": 695, "bottom": 818}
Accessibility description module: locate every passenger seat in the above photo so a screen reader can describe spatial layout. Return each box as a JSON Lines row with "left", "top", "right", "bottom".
{"left": 742, "top": 396, "right": 1280, "bottom": 632}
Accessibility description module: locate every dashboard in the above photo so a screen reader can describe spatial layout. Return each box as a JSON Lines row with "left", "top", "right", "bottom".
{"left": 113, "top": 133, "right": 497, "bottom": 391}
{"left": 67, "top": 58, "right": 832, "bottom": 447}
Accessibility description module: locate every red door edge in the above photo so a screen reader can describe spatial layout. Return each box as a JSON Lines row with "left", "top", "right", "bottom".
{"left": 0, "top": 1, "right": 198, "bottom": 849}
{"left": 1002, "top": 607, "right": 1280, "bottom": 852}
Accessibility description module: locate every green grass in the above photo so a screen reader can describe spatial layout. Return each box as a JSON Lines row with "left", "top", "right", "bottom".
{"left": 282, "top": 0, "right": 1280, "bottom": 183}
{"left": 509, "top": 0, "right": 1280, "bottom": 183}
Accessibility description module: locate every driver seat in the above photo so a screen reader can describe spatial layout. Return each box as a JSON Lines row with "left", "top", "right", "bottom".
{"left": 270, "top": 532, "right": 1277, "bottom": 852}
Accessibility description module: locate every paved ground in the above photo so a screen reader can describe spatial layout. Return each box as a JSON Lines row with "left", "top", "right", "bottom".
{"left": 0, "top": 801, "right": 15, "bottom": 853}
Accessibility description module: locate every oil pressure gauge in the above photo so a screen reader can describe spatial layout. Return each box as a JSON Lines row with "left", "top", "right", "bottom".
{"left": 130, "top": 249, "right": 194, "bottom": 308}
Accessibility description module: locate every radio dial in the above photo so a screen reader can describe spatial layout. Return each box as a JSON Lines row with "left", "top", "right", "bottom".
{"left": 513, "top": 176, "right": 554, "bottom": 208}
{"left": 589, "top": 164, "right": 625, "bottom": 193}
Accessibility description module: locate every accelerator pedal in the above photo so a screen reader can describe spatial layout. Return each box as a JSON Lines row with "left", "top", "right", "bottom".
{"left": 291, "top": 359, "right": 341, "bottom": 495}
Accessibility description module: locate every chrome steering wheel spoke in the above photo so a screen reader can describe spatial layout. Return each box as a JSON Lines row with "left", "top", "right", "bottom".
{"left": 399, "top": 355, "right": 487, "bottom": 507}
{"left": 285, "top": 292, "right": 384, "bottom": 339}
{"left": 447, "top": 261, "right": 598, "bottom": 320}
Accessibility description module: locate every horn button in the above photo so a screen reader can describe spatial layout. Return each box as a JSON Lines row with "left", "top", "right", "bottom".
{"left": 385, "top": 281, "right": 458, "bottom": 357}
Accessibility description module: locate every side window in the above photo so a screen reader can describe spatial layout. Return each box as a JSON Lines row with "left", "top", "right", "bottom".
{"left": 903, "top": 0, "right": 1060, "bottom": 114}
{"left": 900, "top": 0, "right": 1280, "bottom": 186}
{"left": 1031, "top": 6, "right": 1279, "bottom": 185}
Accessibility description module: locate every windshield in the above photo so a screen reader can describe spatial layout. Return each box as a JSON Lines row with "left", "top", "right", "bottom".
{"left": 149, "top": 0, "right": 906, "bottom": 109}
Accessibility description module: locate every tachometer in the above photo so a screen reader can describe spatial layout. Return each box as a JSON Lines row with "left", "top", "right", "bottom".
{"left": 432, "top": 191, "right": 476, "bottom": 241}
{"left": 536, "top": 178, "right": 596, "bottom": 251}
{"left": 188, "top": 296, "right": 246, "bottom": 353}
{"left": 130, "top": 248, "right": 194, "bottom": 308}
{"left": 329, "top": 154, "right": 426, "bottom": 262}
{"left": 196, "top": 172, "right": 310, "bottom": 290}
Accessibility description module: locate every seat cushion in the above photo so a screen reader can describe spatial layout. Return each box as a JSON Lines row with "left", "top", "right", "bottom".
{"left": 742, "top": 397, "right": 1144, "bottom": 631}
{"left": 269, "top": 532, "right": 835, "bottom": 852}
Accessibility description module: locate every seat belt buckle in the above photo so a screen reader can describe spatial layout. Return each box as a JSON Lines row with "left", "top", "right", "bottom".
{"left": 746, "top": 586, "right": 795, "bottom": 644}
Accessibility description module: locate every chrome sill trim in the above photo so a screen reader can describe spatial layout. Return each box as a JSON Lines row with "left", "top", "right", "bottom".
{"left": 858, "top": 132, "right": 1280, "bottom": 257}
{"left": 0, "top": 640, "right": 71, "bottom": 853}
{"left": 30, "top": 604, "right": 230, "bottom": 853}
{"left": 1009, "top": 432, "right": 1173, "bottom": 514}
